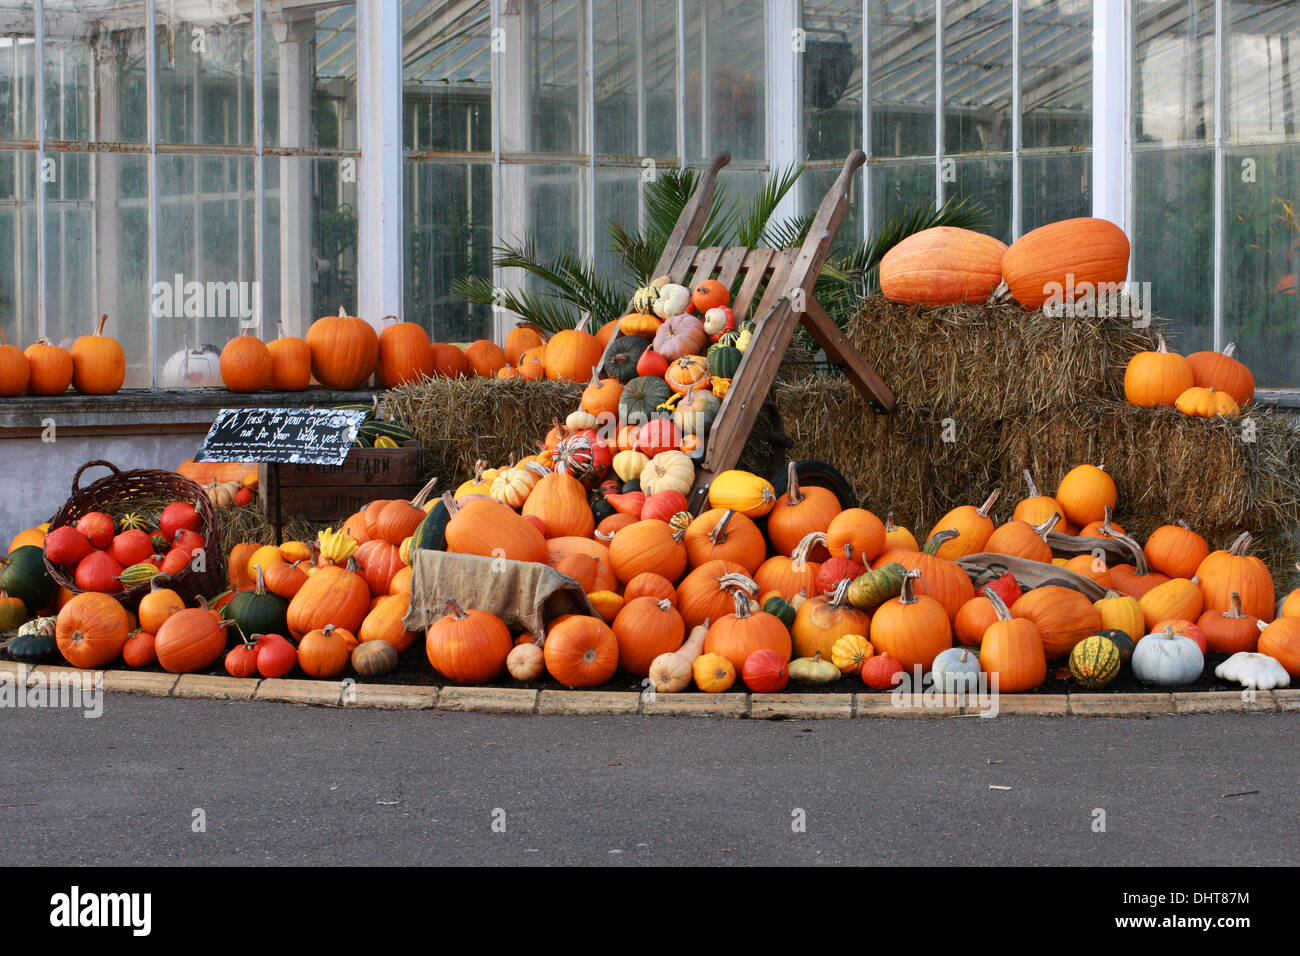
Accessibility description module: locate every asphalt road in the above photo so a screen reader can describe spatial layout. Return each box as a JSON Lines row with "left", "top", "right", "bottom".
{"left": 1, "top": 695, "right": 1296, "bottom": 866}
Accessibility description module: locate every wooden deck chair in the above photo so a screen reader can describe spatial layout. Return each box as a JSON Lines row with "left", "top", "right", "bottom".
{"left": 598, "top": 149, "right": 895, "bottom": 514}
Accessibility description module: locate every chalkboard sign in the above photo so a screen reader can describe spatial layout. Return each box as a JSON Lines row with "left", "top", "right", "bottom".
{"left": 194, "top": 408, "right": 369, "bottom": 466}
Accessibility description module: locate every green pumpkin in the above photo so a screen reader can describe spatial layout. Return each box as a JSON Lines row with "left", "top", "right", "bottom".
{"left": 351, "top": 640, "right": 399, "bottom": 677}
{"left": 763, "top": 595, "right": 796, "bottom": 629}
{"left": 7, "top": 627, "right": 60, "bottom": 664}
{"left": 116, "top": 512, "right": 149, "bottom": 532}
{"left": 706, "top": 343, "right": 743, "bottom": 380}
{"left": 411, "top": 499, "right": 451, "bottom": 552}
{"left": 150, "top": 533, "right": 170, "bottom": 553}
{"left": 673, "top": 388, "right": 721, "bottom": 436}
{"left": 1069, "top": 635, "right": 1122, "bottom": 689}
{"left": 621, "top": 479, "right": 642, "bottom": 494}
{"left": 1095, "top": 628, "right": 1134, "bottom": 665}
{"left": 118, "top": 562, "right": 161, "bottom": 589}
{"left": 591, "top": 497, "right": 617, "bottom": 524}
{"left": 847, "top": 562, "right": 906, "bottom": 611}
{"left": 223, "top": 566, "right": 289, "bottom": 642}
{"left": 0, "top": 546, "right": 56, "bottom": 614}
{"left": 618, "top": 375, "right": 674, "bottom": 425}
{"left": 601, "top": 335, "right": 650, "bottom": 384}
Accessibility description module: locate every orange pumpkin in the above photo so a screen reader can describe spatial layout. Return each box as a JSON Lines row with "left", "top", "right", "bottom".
{"left": 608, "top": 520, "right": 687, "bottom": 585}
{"left": 1000, "top": 216, "right": 1129, "bottom": 310}
{"left": 267, "top": 324, "right": 312, "bottom": 390}
{"left": 978, "top": 587, "right": 1046, "bottom": 692}
{"left": 378, "top": 316, "right": 434, "bottom": 387}
{"left": 359, "top": 593, "right": 417, "bottom": 653}
{"left": 869, "top": 569, "right": 952, "bottom": 672}
{"left": 354, "top": 539, "right": 404, "bottom": 597}
{"left": 154, "top": 599, "right": 237, "bottom": 673}
{"left": 985, "top": 514, "right": 1057, "bottom": 563}
{"left": 1055, "top": 464, "right": 1116, "bottom": 527}
{"left": 464, "top": 339, "right": 508, "bottom": 378}
{"left": 676, "top": 561, "right": 752, "bottom": 631}
{"left": 228, "top": 542, "right": 261, "bottom": 589}
{"left": 1144, "top": 521, "right": 1209, "bottom": 580}
{"left": 285, "top": 558, "right": 371, "bottom": 639}
{"left": 954, "top": 595, "right": 998, "bottom": 647}
{"left": 70, "top": 314, "right": 126, "bottom": 394}
{"left": 879, "top": 226, "right": 1008, "bottom": 306}
{"left": 753, "top": 531, "right": 822, "bottom": 599}
{"left": 581, "top": 377, "right": 624, "bottom": 418}
{"left": 522, "top": 473, "right": 595, "bottom": 540}
{"left": 305, "top": 307, "right": 379, "bottom": 389}
{"left": 22, "top": 337, "right": 73, "bottom": 395}
{"left": 430, "top": 342, "right": 471, "bottom": 378}
{"left": 445, "top": 494, "right": 549, "bottom": 564}
{"left": 138, "top": 576, "right": 186, "bottom": 634}
{"left": 683, "top": 508, "right": 765, "bottom": 574}
{"left": 791, "top": 581, "right": 872, "bottom": 660}
{"left": 613, "top": 597, "right": 685, "bottom": 677}
{"left": 622, "top": 572, "right": 676, "bottom": 605}
{"left": 1124, "top": 333, "right": 1194, "bottom": 407}
{"left": 426, "top": 598, "right": 512, "bottom": 684}
{"left": 1186, "top": 342, "right": 1254, "bottom": 407}
{"left": 704, "top": 588, "right": 793, "bottom": 674}
{"left": 55, "top": 592, "right": 130, "bottom": 668}
{"left": 826, "top": 508, "right": 886, "bottom": 566}
{"left": 219, "top": 335, "right": 273, "bottom": 392}
{"left": 767, "top": 462, "right": 840, "bottom": 558}
{"left": 505, "top": 324, "right": 546, "bottom": 365}
{"left": 1257, "top": 617, "right": 1300, "bottom": 678}
{"left": 544, "top": 319, "right": 603, "bottom": 382}
{"left": 543, "top": 614, "right": 620, "bottom": 687}
{"left": 927, "top": 489, "right": 1000, "bottom": 560}
{"left": 1195, "top": 532, "right": 1274, "bottom": 622}
{"left": 1010, "top": 586, "right": 1102, "bottom": 659}
{"left": 298, "top": 624, "right": 357, "bottom": 678}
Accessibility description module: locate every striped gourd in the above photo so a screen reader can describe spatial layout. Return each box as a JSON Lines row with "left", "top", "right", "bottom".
{"left": 118, "top": 562, "right": 162, "bottom": 588}
{"left": 707, "top": 343, "right": 742, "bottom": 379}
{"left": 411, "top": 497, "right": 451, "bottom": 553}
{"left": 847, "top": 562, "right": 906, "bottom": 611}
{"left": 359, "top": 419, "right": 415, "bottom": 445}
{"left": 1068, "top": 635, "right": 1122, "bottom": 689}
{"left": 373, "top": 436, "right": 400, "bottom": 449}
{"left": 117, "top": 512, "right": 149, "bottom": 532}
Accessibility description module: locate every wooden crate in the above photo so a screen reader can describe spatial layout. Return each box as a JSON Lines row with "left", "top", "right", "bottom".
{"left": 258, "top": 445, "right": 425, "bottom": 524}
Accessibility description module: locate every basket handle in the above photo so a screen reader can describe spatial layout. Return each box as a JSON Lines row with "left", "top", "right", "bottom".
{"left": 71, "top": 460, "right": 124, "bottom": 494}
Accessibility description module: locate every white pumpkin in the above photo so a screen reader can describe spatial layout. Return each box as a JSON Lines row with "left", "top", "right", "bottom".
{"left": 1131, "top": 628, "right": 1204, "bottom": 687}
{"left": 652, "top": 283, "right": 691, "bottom": 320}
{"left": 1214, "top": 652, "right": 1290, "bottom": 690}
{"left": 161, "top": 346, "right": 221, "bottom": 387}
{"left": 930, "top": 647, "right": 982, "bottom": 694}
{"left": 639, "top": 450, "right": 694, "bottom": 497}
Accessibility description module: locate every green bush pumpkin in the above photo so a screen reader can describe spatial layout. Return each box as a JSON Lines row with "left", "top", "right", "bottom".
{"left": 619, "top": 375, "right": 674, "bottom": 425}
{"left": 0, "top": 546, "right": 57, "bottom": 614}
{"left": 601, "top": 336, "right": 650, "bottom": 384}
{"left": 707, "top": 343, "right": 743, "bottom": 380}
{"left": 223, "top": 567, "right": 290, "bottom": 642}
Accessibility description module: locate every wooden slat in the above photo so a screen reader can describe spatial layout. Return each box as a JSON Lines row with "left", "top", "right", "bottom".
{"left": 730, "top": 247, "right": 775, "bottom": 320}
{"left": 800, "top": 298, "right": 896, "bottom": 412}
{"left": 668, "top": 244, "right": 699, "bottom": 283}
{"left": 652, "top": 150, "right": 731, "bottom": 278}
{"left": 686, "top": 246, "right": 726, "bottom": 290}
{"left": 751, "top": 248, "right": 798, "bottom": 325}
{"left": 689, "top": 298, "right": 802, "bottom": 513}
{"left": 713, "top": 246, "right": 750, "bottom": 293}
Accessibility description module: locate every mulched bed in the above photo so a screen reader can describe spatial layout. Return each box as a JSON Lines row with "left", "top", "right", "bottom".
{"left": 1, "top": 631, "right": 1247, "bottom": 696}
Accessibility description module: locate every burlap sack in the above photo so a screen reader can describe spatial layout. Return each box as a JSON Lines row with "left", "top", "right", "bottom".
{"left": 958, "top": 553, "right": 1109, "bottom": 602}
{"left": 404, "top": 550, "right": 598, "bottom": 639}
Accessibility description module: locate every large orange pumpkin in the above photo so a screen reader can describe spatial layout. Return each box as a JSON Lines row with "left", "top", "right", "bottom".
{"left": 545, "top": 537, "right": 618, "bottom": 593}
{"left": 305, "top": 307, "right": 379, "bottom": 389}
{"left": 427, "top": 598, "right": 512, "bottom": 684}
{"left": 0, "top": 331, "right": 29, "bottom": 396}
{"left": 1001, "top": 216, "right": 1129, "bottom": 310}
{"left": 359, "top": 593, "right": 417, "bottom": 653}
{"left": 767, "top": 461, "right": 839, "bottom": 558}
{"left": 1194, "top": 531, "right": 1274, "bottom": 622}
{"left": 55, "top": 592, "right": 130, "bottom": 668}
{"left": 1124, "top": 334, "right": 1194, "bottom": 407}
{"left": 1257, "top": 617, "right": 1300, "bottom": 678}
{"left": 683, "top": 508, "right": 765, "bottom": 573}
{"left": 544, "top": 614, "right": 620, "bottom": 687}
{"left": 608, "top": 520, "right": 687, "bottom": 585}
{"left": 505, "top": 324, "right": 546, "bottom": 365}
{"left": 464, "top": 339, "right": 508, "bottom": 378}
{"left": 613, "top": 597, "right": 685, "bottom": 677}
{"left": 154, "top": 600, "right": 236, "bottom": 673}
{"left": 879, "top": 226, "right": 1007, "bottom": 306}
{"left": 445, "top": 494, "right": 549, "bottom": 564}
{"left": 978, "top": 587, "right": 1046, "bottom": 692}
{"left": 219, "top": 335, "right": 273, "bottom": 392}
{"left": 522, "top": 473, "right": 595, "bottom": 540}
{"left": 285, "top": 558, "right": 371, "bottom": 639}
{"left": 429, "top": 342, "right": 470, "bottom": 378}
{"left": 544, "top": 319, "right": 603, "bottom": 382}
{"left": 703, "top": 589, "right": 792, "bottom": 673}
{"left": 1010, "top": 586, "right": 1102, "bottom": 659}
{"left": 1186, "top": 342, "right": 1254, "bottom": 407}
{"left": 869, "top": 569, "right": 952, "bottom": 673}
{"left": 378, "top": 316, "right": 434, "bottom": 387}
{"left": 676, "top": 562, "right": 752, "bottom": 631}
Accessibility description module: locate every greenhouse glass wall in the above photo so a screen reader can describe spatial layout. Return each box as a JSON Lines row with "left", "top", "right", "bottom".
{"left": 0, "top": 1, "right": 1297, "bottom": 392}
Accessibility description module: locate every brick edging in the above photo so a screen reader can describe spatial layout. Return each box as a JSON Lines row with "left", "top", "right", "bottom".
{"left": 3, "top": 660, "right": 1296, "bottom": 717}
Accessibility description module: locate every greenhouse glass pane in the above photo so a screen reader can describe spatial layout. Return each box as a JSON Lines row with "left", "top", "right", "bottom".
{"left": 0, "top": 150, "right": 36, "bottom": 348}
{"left": 1226, "top": 1, "right": 1300, "bottom": 145}
{"left": 683, "top": 1, "right": 766, "bottom": 163}
{"left": 870, "top": 0, "right": 936, "bottom": 159}
{"left": 155, "top": 5, "right": 258, "bottom": 147}
{"left": 594, "top": 0, "right": 677, "bottom": 158}
{"left": 44, "top": 1, "right": 149, "bottom": 145}
{"left": 944, "top": 0, "right": 1011, "bottom": 155}
{"left": 1021, "top": 149, "right": 1091, "bottom": 230}
{"left": 1020, "top": 0, "right": 1091, "bottom": 149}
{"left": 526, "top": 0, "right": 583, "bottom": 154}
{"left": 801, "top": 0, "right": 862, "bottom": 161}
{"left": 1222, "top": 145, "right": 1300, "bottom": 387}
{"left": 1132, "top": 147, "right": 1215, "bottom": 354}
{"left": 1133, "top": 0, "right": 1215, "bottom": 148}
{"left": 402, "top": 0, "right": 491, "bottom": 154}
{"left": 949, "top": 154, "right": 1011, "bottom": 243}
{"left": 870, "top": 161, "right": 935, "bottom": 234}
{"left": 594, "top": 164, "right": 640, "bottom": 280}
{"left": 0, "top": 2, "right": 36, "bottom": 140}
{"left": 403, "top": 160, "right": 493, "bottom": 342}
{"left": 265, "top": 1, "right": 358, "bottom": 150}
{"left": 800, "top": 163, "right": 863, "bottom": 254}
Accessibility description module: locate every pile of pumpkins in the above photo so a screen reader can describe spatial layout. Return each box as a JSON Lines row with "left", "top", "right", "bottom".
{"left": 1124, "top": 334, "right": 1255, "bottom": 417}
{"left": 0, "top": 314, "right": 128, "bottom": 397}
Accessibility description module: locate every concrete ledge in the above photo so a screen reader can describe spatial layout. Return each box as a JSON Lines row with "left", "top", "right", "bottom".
{"left": 1171, "top": 690, "right": 1278, "bottom": 714}
{"left": 640, "top": 693, "right": 748, "bottom": 717}
{"left": 991, "top": 695, "right": 1070, "bottom": 716}
{"left": 437, "top": 687, "right": 537, "bottom": 713}
{"left": 175, "top": 673, "right": 260, "bottom": 701}
{"left": 0, "top": 660, "right": 25, "bottom": 677}
{"left": 537, "top": 690, "right": 640, "bottom": 715}
{"left": 1273, "top": 689, "right": 1300, "bottom": 712}
{"left": 751, "top": 693, "right": 854, "bottom": 719}
{"left": 27, "top": 664, "right": 104, "bottom": 686}
{"left": 855, "top": 693, "right": 962, "bottom": 717}
{"left": 1068, "top": 693, "right": 1174, "bottom": 717}
{"left": 254, "top": 678, "right": 344, "bottom": 707}
{"left": 345, "top": 684, "right": 438, "bottom": 710}
{"left": 101, "top": 670, "right": 179, "bottom": 696}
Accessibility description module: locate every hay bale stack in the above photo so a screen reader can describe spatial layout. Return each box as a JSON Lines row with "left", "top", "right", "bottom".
{"left": 846, "top": 295, "right": 1164, "bottom": 418}
{"left": 381, "top": 377, "right": 583, "bottom": 482}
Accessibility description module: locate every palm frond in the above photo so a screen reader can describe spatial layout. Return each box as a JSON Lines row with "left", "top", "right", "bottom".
{"left": 450, "top": 274, "right": 583, "bottom": 333}
{"left": 491, "top": 238, "right": 630, "bottom": 321}
{"left": 733, "top": 162, "right": 805, "bottom": 248}
{"left": 760, "top": 211, "right": 816, "bottom": 255}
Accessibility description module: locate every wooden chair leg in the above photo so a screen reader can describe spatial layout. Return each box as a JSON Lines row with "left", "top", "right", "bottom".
{"left": 800, "top": 298, "right": 896, "bottom": 413}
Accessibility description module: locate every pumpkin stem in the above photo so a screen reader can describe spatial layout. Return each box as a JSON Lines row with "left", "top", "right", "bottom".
{"left": 252, "top": 563, "right": 268, "bottom": 595}
{"left": 1155, "top": 332, "right": 1169, "bottom": 353}
{"left": 149, "top": 573, "right": 172, "bottom": 592}
{"left": 338, "top": 307, "right": 347, "bottom": 318}
{"left": 884, "top": 512, "right": 898, "bottom": 533}
{"left": 1102, "top": 521, "right": 1150, "bottom": 576}
{"left": 980, "top": 585, "right": 1013, "bottom": 621}
{"left": 1226, "top": 592, "right": 1246, "bottom": 619}
{"left": 1022, "top": 469, "right": 1040, "bottom": 499}
{"left": 441, "top": 490, "right": 460, "bottom": 516}
{"left": 444, "top": 598, "right": 468, "bottom": 620}
{"left": 94, "top": 313, "right": 109, "bottom": 336}
{"left": 923, "top": 528, "right": 961, "bottom": 555}
{"left": 411, "top": 475, "right": 439, "bottom": 508}
{"left": 730, "top": 588, "right": 754, "bottom": 619}
{"left": 976, "top": 488, "right": 1001, "bottom": 517}
{"left": 1160, "top": 625, "right": 1176, "bottom": 640}
{"left": 829, "top": 578, "right": 852, "bottom": 607}
{"left": 708, "top": 509, "right": 736, "bottom": 545}
{"left": 1031, "top": 512, "right": 1060, "bottom": 540}
{"left": 196, "top": 595, "right": 210, "bottom": 612}
{"left": 898, "top": 568, "right": 921, "bottom": 605}
{"left": 792, "top": 530, "right": 827, "bottom": 563}
{"left": 656, "top": 598, "right": 672, "bottom": 612}
{"left": 1228, "top": 531, "right": 1253, "bottom": 556}
{"left": 322, "top": 624, "right": 337, "bottom": 637}
{"left": 784, "top": 460, "right": 803, "bottom": 507}
{"left": 1223, "top": 342, "right": 1237, "bottom": 358}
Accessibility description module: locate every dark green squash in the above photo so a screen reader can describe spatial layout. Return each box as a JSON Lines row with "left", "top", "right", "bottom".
{"left": 707, "top": 343, "right": 743, "bottom": 379}
{"left": 618, "top": 375, "right": 674, "bottom": 425}
{"left": 223, "top": 566, "right": 289, "bottom": 642}
{"left": 763, "top": 594, "right": 796, "bottom": 629}
{"left": 590, "top": 496, "right": 617, "bottom": 524}
{"left": 0, "top": 546, "right": 56, "bottom": 614}
{"left": 601, "top": 335, "right": 650, "bottom": 384}
{"left": 1097, "top": 628, "right": 1135, "bottom": 665}
{"left": 411, "top": 497, "right": 451, "bottom": 552}
{"left": 7, "top": 629, "right": 60, "bottom": 664}
{"left": 621, "top": 479, "right": 642, "bottom": 494}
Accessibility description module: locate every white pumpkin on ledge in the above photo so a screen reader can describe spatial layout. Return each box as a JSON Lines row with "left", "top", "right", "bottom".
{"left": 161, "top": 345, "right": 221, "bottom": 387}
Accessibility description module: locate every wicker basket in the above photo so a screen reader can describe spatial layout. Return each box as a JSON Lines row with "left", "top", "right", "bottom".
{"left": 44, "top": 460, "right": 228, "bottom": 608}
